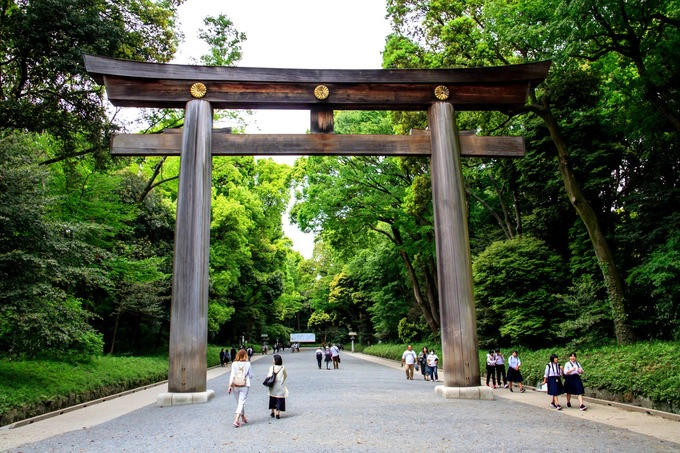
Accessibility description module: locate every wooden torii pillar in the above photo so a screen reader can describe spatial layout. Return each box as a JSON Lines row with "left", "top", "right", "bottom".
{"left": 85, "top": 55, "right": 549, "bottom": 403}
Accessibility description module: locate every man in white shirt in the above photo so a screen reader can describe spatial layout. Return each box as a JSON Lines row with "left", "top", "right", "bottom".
{"left": 401, "top": 345, "right": 418, "bottom": 380}
{"left": 330, "top": 344, "right": 340, "bottom": 369}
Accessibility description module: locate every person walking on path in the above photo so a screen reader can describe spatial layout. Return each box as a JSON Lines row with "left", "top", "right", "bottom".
{"left": 485, "top": 350, "right": 497, "bottom": 388}
{"left": 401, "top": 345, "right": 418, "bottom": 380}
{"left": 228, "top": 349, "right": 253, "bottom": 428}
{"left": 418, "top": 347, "right": 430, "bottom": 381}
{"left": 506, "top": 350, "right": 525, "bottom": 392}
{"left": 564, "top": 352, "right": 587, "bottom": 411}
{"left": 267, "top": 354, "right": 289, "bottom": 419}
{"left": 324, "top": 346, "right": 332, "bottom": 369}
{"left": 230, "top": 347, "right": 237, "bottom": 365}
{"left": 427, "top": 349, "right": 439, "bottom": 382}
{"left": 495, "top": 349, "right": 507, "bottom": 388}
{"left": 330, "top": 344, "right": 340, "bottom": 369}
{"left": 220, "top": 348, "right": 227, "bottom": 367}
{"left": 542, "top": 353, "right": 564, "bottom": 410}
{"left": 315, "top": 346, "right": 324, "bottom": 369}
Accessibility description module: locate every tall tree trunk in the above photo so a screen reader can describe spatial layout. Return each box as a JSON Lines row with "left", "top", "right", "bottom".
{"left": 525, "top": 95, "right": 635, "bottom": 345}
{"left": 390, "top": 226, "right": 439, "bottom": 334}
{"left": 398, "top": 248, "right": 439, "bottom": 334}
{"left": 373, "top": 224, "right": 440, "bottom": 335}
{"left": 422, "top": 262, "right": 440, "bottom": 328}
{"left": 109, "top": 311, "right": 120, "bottom": 355}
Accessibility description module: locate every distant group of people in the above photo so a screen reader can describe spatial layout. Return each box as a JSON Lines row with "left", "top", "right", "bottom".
{"left": 220, "top": 347, "right": 239, "bottom": 367}
{"left": 401, "top": 345, "right": 586, "bottom": 412}
{"left": 400, "top": 345, "right": 439, "bottom": 381}
{"left": 315, "top": 344, "right": 340, "bottom": 369}
{"left": 220, "top": 345, "right": 259, "bottom": 366}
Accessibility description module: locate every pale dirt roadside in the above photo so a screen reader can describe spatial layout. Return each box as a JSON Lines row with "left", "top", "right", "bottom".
{"left": 351, "top": 352, "right": 680, "bottom": 445}
{"left": 1, "top": 351, "right": 678, "bottom": 451}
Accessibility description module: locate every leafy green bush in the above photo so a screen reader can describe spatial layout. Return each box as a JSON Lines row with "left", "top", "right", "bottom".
{"left": 473, "top": 237, "right": 569, "bottom": 348}
{"left": 553, "top": 275, "right": 613, "bottom": 347}
{"left": 397, "top": 317, "right": 430, "bottom": 344}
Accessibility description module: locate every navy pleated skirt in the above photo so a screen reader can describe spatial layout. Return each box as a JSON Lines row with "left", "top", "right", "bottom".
{"left": 546, "top": 376, "right": 564, "bottom": 396}
{"left": 507, "top": 367, "right": 523, "bottom": 383}
{"left": 564, "top": 374, "right": 585, "bottom": 395}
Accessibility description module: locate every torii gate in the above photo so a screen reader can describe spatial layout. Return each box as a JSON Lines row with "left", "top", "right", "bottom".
{"left": 85, "top": 55, "right": 550, "bottom": 404}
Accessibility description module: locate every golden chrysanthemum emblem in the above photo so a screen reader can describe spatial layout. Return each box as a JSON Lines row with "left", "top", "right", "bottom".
{"left": 190, "top": 82, "right": 207, "bottom": 98}
{"left": 434, "top": 85, "right": 450, "bottom": 101}
{"left": 314, "top": 85, "right": 330, "bottom": 100}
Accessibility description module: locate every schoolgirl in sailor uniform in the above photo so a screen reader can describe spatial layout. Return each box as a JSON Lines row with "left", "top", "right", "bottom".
{"left": 506, "top": 350, "right": 525, "bottom": 392}
{"left": 563, "top": 352, "right": 587, "bottom": 410}
{"left": 541, "top": 354, "right": 564, "bottom": 410}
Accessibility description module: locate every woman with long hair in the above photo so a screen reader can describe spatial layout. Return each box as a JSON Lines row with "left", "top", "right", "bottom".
{"left": 228, "top": 349, "right": 253, "bottom": 427}
{"left": 418, "top": 347, "right": 429, "bottom": 381}
{"left": 267, "top": 354, "right": 289, "bottom": 419}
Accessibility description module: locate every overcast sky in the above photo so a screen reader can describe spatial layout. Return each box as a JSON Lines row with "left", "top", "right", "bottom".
{"left": 173, "top": 0, "right": 392, "bottom": 258}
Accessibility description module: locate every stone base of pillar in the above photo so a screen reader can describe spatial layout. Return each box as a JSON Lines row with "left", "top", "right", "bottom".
{"left": 435, "top": 385, "right": 494, "bottom": 400}
{"left": 157, "top": 390, "right": 215, "bottom": 406}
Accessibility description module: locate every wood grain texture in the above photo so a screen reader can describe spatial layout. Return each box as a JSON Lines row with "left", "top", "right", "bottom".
{"left": 310, "top": 107, "right": 334, "bottom": 133}
{"left": 429, "top": 102, "right": 482, "bottom": 388}
{"left": 100, "top": 77, "right": 535, "bottom": 110}
{"left": 167, "top": 100, "right": 212, "bottom": 393}
{"left": 85, "top": 54, "right": 551, "bottom": 84}
{"left": 84, "top": 55, "right": 550, "bottom": 111}
{"left": 111, "top": 132, "right": 525, "bottom": 157}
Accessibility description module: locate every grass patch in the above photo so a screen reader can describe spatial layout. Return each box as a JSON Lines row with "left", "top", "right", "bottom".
{"left": 0, "top": 356, "right": 168, "bottom": 418}
{"left": 1, "top": 345, "right": 225, "bottom": 424}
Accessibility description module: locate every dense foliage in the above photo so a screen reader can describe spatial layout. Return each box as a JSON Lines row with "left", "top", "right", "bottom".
{"left": 289, "top": 0, "right": 680, "bottom": 348}
{"left": 0, "top": 1, "right": 305, "bottom": 359}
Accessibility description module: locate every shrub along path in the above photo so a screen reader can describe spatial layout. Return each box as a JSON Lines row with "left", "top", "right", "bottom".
{"left": 1, "top": 350, "right": 678, "bottom": 452}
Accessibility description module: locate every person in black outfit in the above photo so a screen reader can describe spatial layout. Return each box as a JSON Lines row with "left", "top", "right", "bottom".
{"left": 220, "top": 348, "right": 227, "bottom": 367}
{"left": 495, "top": 349, "right": 507, "bottom": 388}
{"left": 315, "top": 346, "right": 324, "bottom": 369}
{"left": 485, "top": 350, "right": 497, "bottom": 388}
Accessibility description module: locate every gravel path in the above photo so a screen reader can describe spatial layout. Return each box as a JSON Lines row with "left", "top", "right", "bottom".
{"left": 3, "top": 350, "right": 678, "bottom": 452}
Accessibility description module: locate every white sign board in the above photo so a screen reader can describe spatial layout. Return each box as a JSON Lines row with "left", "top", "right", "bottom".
{"left": 290, "top": 333, "right": 316, "bottom": 343}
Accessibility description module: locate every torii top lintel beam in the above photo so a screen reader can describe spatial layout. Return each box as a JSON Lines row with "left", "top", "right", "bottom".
{"left": 84, "top": 55, "right": 550, "bottom": 111}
